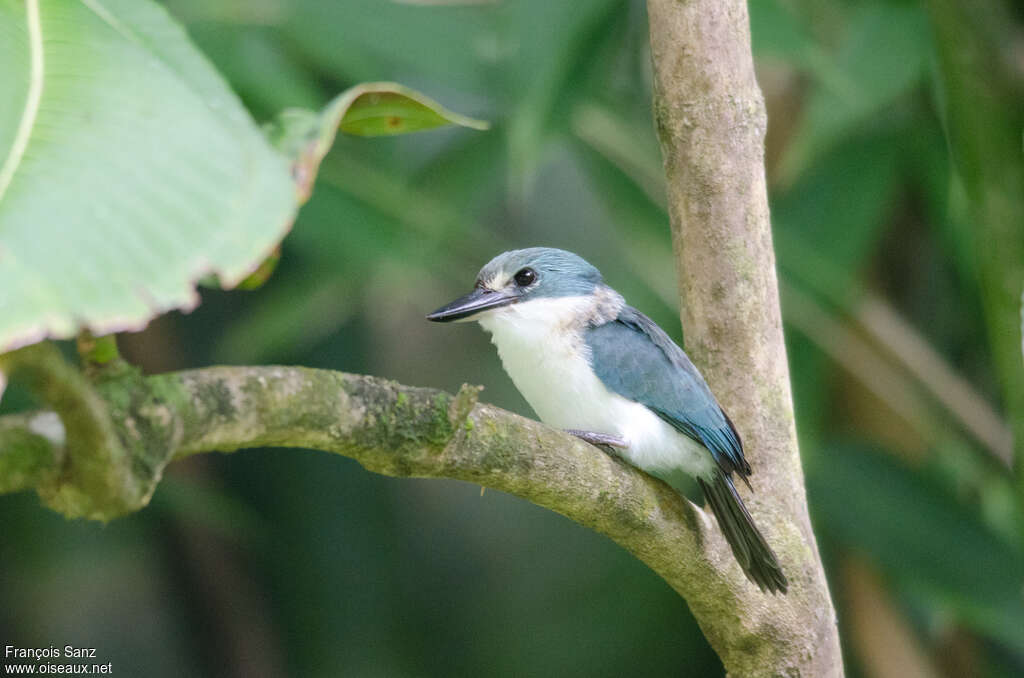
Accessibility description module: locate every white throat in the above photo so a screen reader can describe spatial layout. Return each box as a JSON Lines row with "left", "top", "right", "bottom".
{"left": 476, "top": 293, "right": 610, "bottom": 427}
{"left": 477, "top": 295, "right": 597, "bottom": 347}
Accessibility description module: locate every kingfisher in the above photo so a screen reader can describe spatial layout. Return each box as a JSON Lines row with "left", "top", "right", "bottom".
{"left": 427, "top": 247, "right": 787, "bottom": 593}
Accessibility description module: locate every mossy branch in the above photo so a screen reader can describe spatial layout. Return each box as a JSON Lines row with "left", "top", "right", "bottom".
{"left": 4, "top": 361, "right": 812, "bottom": 664}
{"left": 0, "top": 342, "right": 151, "bottom": 518}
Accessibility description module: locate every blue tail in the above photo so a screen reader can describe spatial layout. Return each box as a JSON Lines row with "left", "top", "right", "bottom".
{"left": 698, "top": 473, "right": 788, "bottom": 594}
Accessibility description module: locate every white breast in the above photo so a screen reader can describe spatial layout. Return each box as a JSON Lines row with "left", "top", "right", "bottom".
{"left": 476, "top": 297, "right": 714, "bottom": 478}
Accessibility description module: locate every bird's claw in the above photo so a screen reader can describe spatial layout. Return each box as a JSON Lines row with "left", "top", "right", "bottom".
{"left": 565, "top": 429, "right": 628, "bottom": 455}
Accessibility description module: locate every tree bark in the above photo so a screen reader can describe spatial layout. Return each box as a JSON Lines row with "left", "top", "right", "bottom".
{"left": 647, "top": 0, "right": 843, "bottom": 675}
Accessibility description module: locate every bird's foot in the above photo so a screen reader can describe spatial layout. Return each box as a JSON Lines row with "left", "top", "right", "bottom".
{"left": 566, "top": 429, "right": 628, "bottom": 456}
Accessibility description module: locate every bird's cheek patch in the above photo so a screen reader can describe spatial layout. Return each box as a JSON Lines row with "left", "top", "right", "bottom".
{"left": 484, "top": 272, "right": 510, "bottom": 290}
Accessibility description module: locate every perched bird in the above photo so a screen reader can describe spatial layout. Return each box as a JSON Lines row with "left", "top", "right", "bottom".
{"left": 427, "top": 247, "right": 787, "bottom": 593}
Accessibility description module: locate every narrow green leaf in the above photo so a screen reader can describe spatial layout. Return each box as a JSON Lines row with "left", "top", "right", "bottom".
{"left": 265, "top": 82, "right": 487, "bottom": 204}
{"left": 339, "top": 86, "right": 488, "bottom": 136}
{"left": 0, "top": 0, "right": 295, "bottom": 353}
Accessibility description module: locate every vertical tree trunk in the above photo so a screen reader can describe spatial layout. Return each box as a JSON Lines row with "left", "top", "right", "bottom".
{"left": 647, "top": 1, "right": 843, "bottom": 675}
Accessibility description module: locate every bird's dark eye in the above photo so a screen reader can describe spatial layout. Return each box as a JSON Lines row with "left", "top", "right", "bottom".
{"left": 513, "top": 268, "right": 536, "bottom": 287}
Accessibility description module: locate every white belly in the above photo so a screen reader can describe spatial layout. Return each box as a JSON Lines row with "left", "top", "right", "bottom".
{"left": 478, "top": 302, "right": 714, "bottom": 478}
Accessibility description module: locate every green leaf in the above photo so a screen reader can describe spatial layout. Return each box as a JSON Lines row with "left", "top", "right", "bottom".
{"left": 336, "top": 85, "right": 489, "bottom": 137}
{"left": 0, "top": 0, "right": 295, "bottom": 353}
{"left": 183, "top": 24, "right": 325, "bottom": 117}
{"left": 264, "top": 82, "right": 488, "bottom": 204}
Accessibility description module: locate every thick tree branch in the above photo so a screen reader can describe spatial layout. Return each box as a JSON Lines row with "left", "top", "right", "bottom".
{"left": 648, "top": 0, "right": 842, "bottom": 675}
{"left": 0, "top": 343, "right": 150, "bottom": 518}
{"left": 5, "top": 364, "right": 798, "bottom": 656}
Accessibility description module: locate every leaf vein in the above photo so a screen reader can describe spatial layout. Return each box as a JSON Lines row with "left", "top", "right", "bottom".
{"left": 0, "top": 0, "right": 45, "bottom": 202}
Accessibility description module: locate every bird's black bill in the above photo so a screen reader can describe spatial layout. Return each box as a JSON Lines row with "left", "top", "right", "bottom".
{"left": 426, "top": 287, "right": 517, "bottom": 322}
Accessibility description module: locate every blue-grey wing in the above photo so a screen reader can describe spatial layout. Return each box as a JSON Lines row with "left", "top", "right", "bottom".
{"left": 584, "top": 306, "right": 750, "bottom": 479}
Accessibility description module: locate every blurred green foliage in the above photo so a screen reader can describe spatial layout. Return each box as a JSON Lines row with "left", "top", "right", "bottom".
{"left": 2, "top": 0, "right": 1023, "bottom": 676}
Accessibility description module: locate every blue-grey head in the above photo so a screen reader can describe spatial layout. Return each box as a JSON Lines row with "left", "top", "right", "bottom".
{"left": 426, "top": 248, "right": 605, "bottom": 322}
